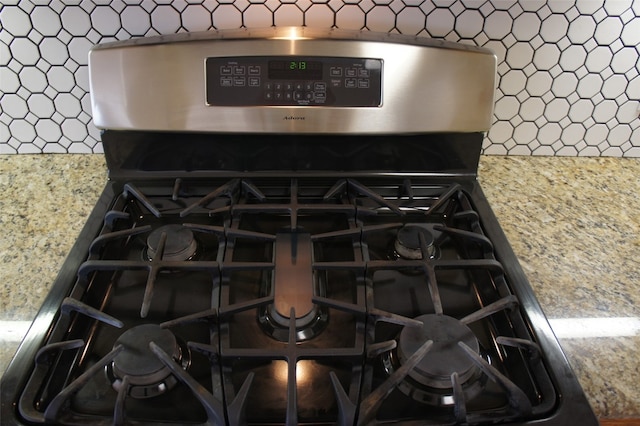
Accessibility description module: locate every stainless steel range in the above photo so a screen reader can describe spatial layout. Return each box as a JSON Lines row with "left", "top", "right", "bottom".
{"left": 1, "top": 27, "right": 597, "bottom": 426}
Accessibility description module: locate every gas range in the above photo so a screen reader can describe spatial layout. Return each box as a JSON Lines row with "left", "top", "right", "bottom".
{"left": 1, "top": 28, "right": 597, "bottom": 425}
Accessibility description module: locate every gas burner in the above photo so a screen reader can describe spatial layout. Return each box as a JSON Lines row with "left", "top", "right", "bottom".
{"left": 383, "top": 314, "right": 484, "bottom": 406}
{"left": 399, "top": 314, "right": 479, "bottom": 388}
{"left": 146, "top": 224, "right": 198, "bottom": 261}
{"left": 258, "top": 305, "right": 329, "bottom": 342}
{"left": 106, "top": 324, "right": 191, "bottom": 399}
{"left": 394, "top": 225, "right": 437, "bottom": 260}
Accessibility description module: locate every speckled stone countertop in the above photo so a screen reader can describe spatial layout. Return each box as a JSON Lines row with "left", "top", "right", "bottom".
{"left": 1, "top": 154, "right": 639, "bottom": 419}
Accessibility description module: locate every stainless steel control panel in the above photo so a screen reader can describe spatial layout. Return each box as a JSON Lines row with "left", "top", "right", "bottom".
{"left": 205, "top": 56, "right": 382, "bottom": 107}
{"left": 89, "top": 27, "right": 496, "bottom": 133}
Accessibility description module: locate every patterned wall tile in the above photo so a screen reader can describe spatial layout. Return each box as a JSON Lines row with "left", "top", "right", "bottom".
{"left": 0, "top": 0, "right": 639, "bottom": 156}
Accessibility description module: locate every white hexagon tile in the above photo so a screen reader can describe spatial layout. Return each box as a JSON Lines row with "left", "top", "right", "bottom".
{"left": 1, "top": 0, "right": 639, "bottom": 156}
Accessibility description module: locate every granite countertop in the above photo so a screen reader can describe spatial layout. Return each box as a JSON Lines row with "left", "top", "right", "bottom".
{"left": 1, "top": 154, "right": 639, "bottom": 419}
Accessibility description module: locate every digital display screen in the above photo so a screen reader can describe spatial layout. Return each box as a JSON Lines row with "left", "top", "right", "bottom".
{"left": 268, "top": 60, "right": 323, "bottom": 80}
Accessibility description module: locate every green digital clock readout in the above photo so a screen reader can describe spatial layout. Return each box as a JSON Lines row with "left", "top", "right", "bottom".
{"left": 268, "top": 60, "right": 323, "bottom": 80}
{"left": 289, "top": 61, "right": 306, "bottom": 70}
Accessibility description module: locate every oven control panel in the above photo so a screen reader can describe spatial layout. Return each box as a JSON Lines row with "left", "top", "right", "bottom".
{"left": 205, "top": 56, "right": 382, "bottom": 107}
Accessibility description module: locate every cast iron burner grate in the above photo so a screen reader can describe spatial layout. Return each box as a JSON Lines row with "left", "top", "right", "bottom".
{"left": 16, "top": 177, "right": 556, "bottom": 425}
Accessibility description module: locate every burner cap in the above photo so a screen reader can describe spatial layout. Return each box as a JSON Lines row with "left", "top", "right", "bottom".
{"left": 110, "top": 324, "right": 182, "bottom": 398}
{"left": 147, "top": 224, "right": 197, "bottom": 261}
{"left": 395, "top": 225, "right": 435, "bottom": 260}
{"left": 397, "top": 314, "right": 479, "bottom": 389}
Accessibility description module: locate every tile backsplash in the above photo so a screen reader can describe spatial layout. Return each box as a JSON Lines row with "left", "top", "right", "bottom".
{"left": 1, "top": 1, "right": 639, "bottom": 156}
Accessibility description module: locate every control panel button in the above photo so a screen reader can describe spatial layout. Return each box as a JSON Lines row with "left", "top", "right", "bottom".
{"left": 358, "top": 79, "right": 370, "bottom": 89}
{"left": 330, "top": 67, "right": 343, "bottom": 77}
{"left": 248, "top": 65, "right": 261, "bottom": 75}
{"left": 220, "top": 66, "right": 233, "bottom": 75}
{"left": 248, "top": 77, "right": 261, "bottom": 87}
{"left": 233, "top": 77, "right": 246, "bottom": 86}
{"left": 345, "top": 68, "right": 357, "bottom": 77}
{"left": 220, "top": 76, "right": 233, "bottom": 87}
{"left": 345, "top": 78, "right": 357, "bottom": 88}
{"left": 233, "top": 66, "right": 246, "bottom": 75}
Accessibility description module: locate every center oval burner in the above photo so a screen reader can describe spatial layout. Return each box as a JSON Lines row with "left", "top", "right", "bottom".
{"left": 146, "top": 224, "right": 198, "bottom": 261}
{"left": 258, "top": 232, "right": 329, "bottom": 342}
{"left": 397, "top": 314, "right": 479, "bottom": 389}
